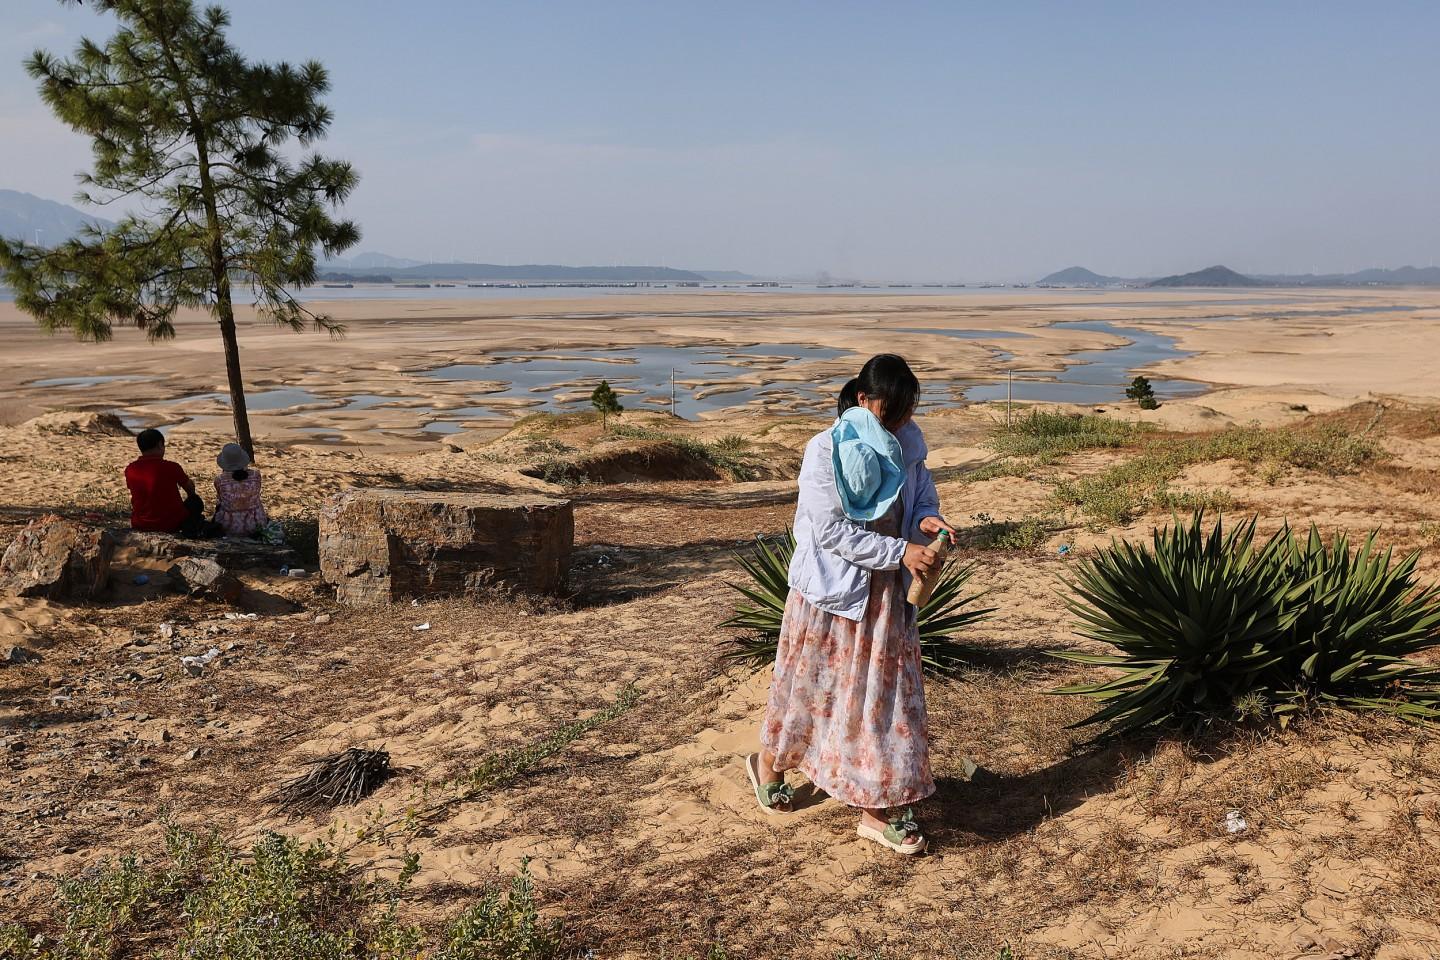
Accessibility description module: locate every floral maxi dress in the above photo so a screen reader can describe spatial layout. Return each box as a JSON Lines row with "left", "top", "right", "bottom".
{"left": 760, "top": 506, "right": 935, "bottom": 809}
{"left": 213, "top": 470, "right": 268, "bottom": 538}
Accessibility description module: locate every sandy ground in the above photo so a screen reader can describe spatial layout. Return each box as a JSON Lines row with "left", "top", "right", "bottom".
{"left": 5, "top": 291, "right": 1440, "bottom": 957}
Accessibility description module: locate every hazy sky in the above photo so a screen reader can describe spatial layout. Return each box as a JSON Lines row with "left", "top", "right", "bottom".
{"left": 4, "top": 1, "right": 1438, "bottom": 280}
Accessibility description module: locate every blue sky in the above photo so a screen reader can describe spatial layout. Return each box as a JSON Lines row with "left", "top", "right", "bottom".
{"left": 4, "top": 1, "right": 1438, "bottom": 280}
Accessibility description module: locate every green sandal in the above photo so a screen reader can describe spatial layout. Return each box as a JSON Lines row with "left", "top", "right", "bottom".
{"left": 856, "top": 808, "right": 927, "bottom": 855}
{"left": 745, "top": 753, "right": 794, "bottom": 814}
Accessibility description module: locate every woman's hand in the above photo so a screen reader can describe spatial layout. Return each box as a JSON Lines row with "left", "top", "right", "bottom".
{"left": 903, "top": 542, "right": 940, "bottom": 579}
{"left": 918, "top": 515, "right": 957, "bottom": 541}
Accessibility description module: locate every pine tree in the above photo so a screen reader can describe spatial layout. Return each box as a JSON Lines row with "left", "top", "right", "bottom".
{"left": 1125, "top": 375, "right": 1158, "bottom": 409}
{"left": 590, "top": 380, "right": 623, "bottom": 430}
{"left": 0, "top": 0, "right": 359, "bottom": 457}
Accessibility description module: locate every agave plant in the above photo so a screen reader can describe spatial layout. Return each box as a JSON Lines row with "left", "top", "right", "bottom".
{"left": 720, "top": 529, "right": 994, "bottom": 678}
{"left": 1053, "top": 512, "right": 1440, "bottom": 740}
{"left": 1277, "top": 525, "right": 1440, "bottom": 717}
{"left": 1052, "top": 513, "right": 1307, "bottom": 738}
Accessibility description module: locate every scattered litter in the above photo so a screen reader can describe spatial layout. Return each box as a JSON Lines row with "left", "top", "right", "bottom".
{"left": 1057, "top": 544, "right": 1071, "bottom": 556}
{"left": 180, "top": 647, "right": 223, "bottom": 677}
{"left": 158, "top": 623, "right": 176, "bottom": 639}
{"left": 185, "top": 747, "right": 201, "bottom": 761}
{"left": 1224, "top": 809, "right": 1248, "bottom": 834}
{"left": 411, "top": 622, "right": 431, "bottom": 632}
{"left": 410, "top": 598, "right": 420, "bottom": 607}
{"left": 286, "top": 568, "right": 310, "bottom": 579}
{"left": 223, "top": 612, "right": 258, "bottom": 621}
{"left": 132, "top": 574, "right": 150, "bottom": 585}
{"left": 279, "top": 565, "right": 289, "bottom": 575}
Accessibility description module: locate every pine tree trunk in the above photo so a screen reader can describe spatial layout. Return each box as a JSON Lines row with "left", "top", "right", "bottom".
{"left": 215, "top": 283, "right": 254, "bottom": 459}
{"left": 188, "top": 98, "right": 254, "bottom": 458}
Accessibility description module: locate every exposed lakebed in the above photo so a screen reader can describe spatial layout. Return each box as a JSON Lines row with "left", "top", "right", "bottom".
{"left": 87, "top": 320, "right": 1206, "bottom": 438}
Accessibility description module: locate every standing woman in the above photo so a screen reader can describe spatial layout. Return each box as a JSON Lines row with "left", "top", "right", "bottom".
{"left": 747, "top": 354, "right": 954, "bottom": 854}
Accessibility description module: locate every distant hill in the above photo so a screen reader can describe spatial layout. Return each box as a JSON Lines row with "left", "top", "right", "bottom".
{"left": 319, "top": 262, "right": 706, "bottom": 282}
{"left": 325, "top": 251, "right": 425, "bottom": 270}
{"left": 1147, "top": 265, "right": 1267, "bottom": 288}
{"left": 1037, "top": 266, "right": 1129, "bottom": 286}
{"left": 0, "top": 190, "right": 115, "bottom": 244}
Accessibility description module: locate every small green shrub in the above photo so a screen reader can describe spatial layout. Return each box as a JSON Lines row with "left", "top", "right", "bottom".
{"left": 719, "top": 530, "right": 995, "bottom": 676}
{"left": 969, "top": 512, "right": 1061, "bottom": 551}
{"left": 1052, "top": 512, "right": 1440, "bottom": 739}
{"left": 432, "top": 866, "right": 565, "bottom": 960}
{"left": 0, "top": 825, "right": 570, "bottom": 960}
{"left": 1151, "top": 487, "right": 1234, "bottom": 513}
{"left": 988, "top": 410, "right": 1150, "bottom": 458}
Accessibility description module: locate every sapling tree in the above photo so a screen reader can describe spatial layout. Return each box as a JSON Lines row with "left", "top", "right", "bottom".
{"left": 590, "top": 380, "right": 623, "bottom": 430}
{"left": 0, "top": 0, "right": 359, "bottom": 456}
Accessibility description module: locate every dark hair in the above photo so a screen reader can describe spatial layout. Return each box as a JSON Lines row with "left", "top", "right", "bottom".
{"left": 837, "top": 354, "right": 920, "bottom": 427}
{"left": 136, "top": 428, "right": 165, "bottom": 453}
{"left": 232, "top": 468, "right": 250, "bottom": 481}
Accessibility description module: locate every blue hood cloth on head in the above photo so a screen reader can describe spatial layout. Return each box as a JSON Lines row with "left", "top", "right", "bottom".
{"left": 830, "top": 406, "right": 906, "bottom": 521}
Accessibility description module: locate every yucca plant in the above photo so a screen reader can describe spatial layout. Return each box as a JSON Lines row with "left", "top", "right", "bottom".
{"left": 1053, "top": 512, "right": 1440, "bottom": 740}
{"left": 1051, "top": 513, "right": 1310, "bottom": 738}
{"left": 720, "top": 530, "right": 994, "bottom": 678}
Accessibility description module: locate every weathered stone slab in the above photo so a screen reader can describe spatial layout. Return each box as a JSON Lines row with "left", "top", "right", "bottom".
{"left": 0, "top": 517, "right": 114, "bottom": 600}
{"left": 319, "top": 489, "right": 573, "bottom": 606}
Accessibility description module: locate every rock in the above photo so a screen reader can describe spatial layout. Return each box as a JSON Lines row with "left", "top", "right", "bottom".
{"left": 319, "top": 489, "right": 573, "bottom": 606}
{"left": 167, "top": 557, "right": 243, "bottom": 603}
{"left": 313, "top": 613, "right": 333, "bottom": 625}
{"left": 2, "top": 644, "right": 40, "bottom": 666}
{"left": 0, "top": 517, "right": 115, "bottom": 601}
{"left": 114, "top": 530, "right": 298, "bottom": 570}
{"left": 22, "top": 410, "right": 133, "bottom": 437}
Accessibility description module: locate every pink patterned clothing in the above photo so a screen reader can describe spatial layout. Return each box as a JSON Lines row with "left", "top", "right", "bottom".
{"left": 213, "top": 469, "right": 268, "bottom": 538}
{"left": 761, "top": 507, "right": 935, "bottom": 809}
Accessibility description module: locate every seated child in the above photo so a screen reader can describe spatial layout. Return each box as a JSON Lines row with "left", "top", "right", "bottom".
{"left": 213, "top": 443, "right": 269, "bottom": 538}
{"left": 125, "top": 428, "right": 205, "bottom": 536}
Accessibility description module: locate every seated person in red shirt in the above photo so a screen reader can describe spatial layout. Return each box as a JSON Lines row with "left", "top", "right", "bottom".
{"left": 124, "top": 429, "right": 207, "bottom": 537}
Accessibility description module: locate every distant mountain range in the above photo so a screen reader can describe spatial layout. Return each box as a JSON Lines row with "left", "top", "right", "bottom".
{"left": 1039, "top": 263, "right": 1440, "bottom": 288}
{"left": 0, "top": 189, "right": 115, "bottom": 245}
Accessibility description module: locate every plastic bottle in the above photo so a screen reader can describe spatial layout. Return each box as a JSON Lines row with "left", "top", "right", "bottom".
{"left": 906, "top": 528, "right": 952, "bottom": 607}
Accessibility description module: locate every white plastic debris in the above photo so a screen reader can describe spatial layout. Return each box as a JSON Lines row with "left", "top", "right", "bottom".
{"left": 1224, "top": 810, "right": 1248, "bottom": 834}
{"left": 412, "top": 622, "right": 431, "bottom": 632}
{"left": 180, "top": 647, "right": 223, "bottom": 676}
{"left": 286, "top": 568, "right": 310, "bottom": 579}
{"left": 222, "top": 612, "right": 258, "bottom": 621}
{"left": 158, "top": 623, "right": 176, "bottom": 639}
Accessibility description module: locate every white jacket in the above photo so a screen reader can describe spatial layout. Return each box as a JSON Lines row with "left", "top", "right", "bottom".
{"left": 787, "top": 419, "right": 942, "bottom": 621}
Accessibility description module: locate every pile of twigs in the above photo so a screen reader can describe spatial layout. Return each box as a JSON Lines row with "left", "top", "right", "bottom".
{"left": 267, "top": 747, "right": 393, "bottom": 816}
